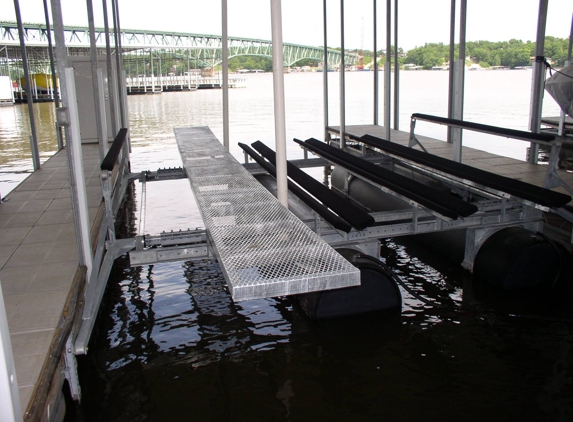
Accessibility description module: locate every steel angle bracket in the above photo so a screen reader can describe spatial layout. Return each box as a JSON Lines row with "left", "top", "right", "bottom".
{"left": 129, "top": 243, "right": 210, "bottom": 266}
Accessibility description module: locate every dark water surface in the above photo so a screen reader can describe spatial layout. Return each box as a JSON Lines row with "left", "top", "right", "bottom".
{"left": 77, "top": 213, "right": 573, "bottom": 421}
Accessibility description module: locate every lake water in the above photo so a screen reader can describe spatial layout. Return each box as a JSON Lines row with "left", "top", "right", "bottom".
{"left": 2, "top": 71, "right": 573, "bottom": 421}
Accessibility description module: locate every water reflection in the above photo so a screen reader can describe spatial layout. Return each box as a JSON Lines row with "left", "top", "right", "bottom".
{"left": 80, "top": 208, "right": 573, "bottom": 421}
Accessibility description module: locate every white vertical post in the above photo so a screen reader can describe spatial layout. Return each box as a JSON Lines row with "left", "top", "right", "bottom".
{"left": 373, "top": 0, "right": 379, "bottom": 126}
{"left": 270, "top": 0, "right": 288, "bottom": 208}
{"left": 452, "top": 0, "right": 467, "bottom": 162}
{"left": 86, "top": 0, "right": 106, "bottom": 162}
{"left": 393, "top": 0, "right": 399, "bottom": 130}
{"left": 222, "top": 0, "right": 230, "bottom": 150}
{"left": 558, "top": 13, "right": 573, "bottom": 136}
{"left": 65, "top": 67, "right": 93, "bottom": 276}
{"left": 339, "top": 0, "right": 346, "bottom": 148}
{"left": 97, "top": 69, "right": 109, "bottom": 157}
{"left": 0, "top": 283, "right": 23, "bottom": 422}
{"left": 529, "top": 0, "right": 549, "bottom": 164}
{"left": 384, "top": 0, "right": 391, "bottom": 140}
{"left": 322, "top": 0, "right": 329, "bottom": 140}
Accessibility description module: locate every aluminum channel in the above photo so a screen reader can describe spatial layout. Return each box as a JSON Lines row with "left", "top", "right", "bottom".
{"left": 175, "top": 127, "right": 360, "bottom": 301}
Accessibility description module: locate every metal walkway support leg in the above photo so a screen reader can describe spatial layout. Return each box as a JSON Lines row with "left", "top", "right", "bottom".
{"left": 529, "top": 0, "right": 549, "bottom": 164}
{"left": 270, "top": 0, "right": 288, "bottom": 208}
{"left": 0, "top": 284, "right": 23, "bottom": 422}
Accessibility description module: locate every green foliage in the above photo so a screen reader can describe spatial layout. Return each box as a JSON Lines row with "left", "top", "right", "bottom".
{"left": 404, "top": 42, "right": 449, "bottom": 69}
{"left": 228, "top": 55, "right": 272, "bottom": 72}
{"left": 403, "top": 37, "right": 571, "bottom": 69}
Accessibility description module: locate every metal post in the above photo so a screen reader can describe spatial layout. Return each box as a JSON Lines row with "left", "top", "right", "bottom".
{"left": 14, "top": 0, "right": 41, "bottom": 171}
{"left": 86, "top": 0, "right": 106, "bottom": 162}
{"left": 340, "top": 0, "right": 346, "bottom": 148}
{"left": 393, "top": 0, "right": 399, "bottom": 130}
{"left": 51, "top": 0, "right": 92, "bottom": 274}
{"left": 5, "top": 48, "right": 15, "bottom": 104}
{"left": 452, "top": 0, "right": 467, "bottom": 162}
{"left": 150, "top": 50, "right": 155, "bottom": 92}
{"left": 323, "top": 0, "right": 329, "bottom": 140}
{"left": 102, "top": 0, "right": 118, "bottom": 136}
{"left": 384, "top": 0, "right": 391, "bottom": 140}
{"left": 222, "top": 0, "right": 230, "bottom": 150}
{"left": 447, "top": 0, "right": 456, "bottom": 143}
{"left": 97, "top": 69, "right": 109, "bottom": 158}
{"left": 111, "top": 0, "right": 126, "bottom": 129}
{"left": 0, "top": 284, "right": 22, "bottom": 422}
{"left": 529, "top": 0, "right": 549, "bottom": 164}
{"left": 559, "top": 12, "right": 573, "bottom": 136}
{"left": 42, "top": 0, "right": 63, "bottom": 150}
{"left": 373, "top": 0, "right": 379, "bottom": 125}
{"left": 65, "top": 67, "right": 93, "bottom": 275}
{"left": 270, "top": 0, "right": 288, "bottom": 208}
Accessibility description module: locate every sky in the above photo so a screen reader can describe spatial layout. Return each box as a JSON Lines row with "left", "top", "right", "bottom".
{"left": 2, "top": 0, "right": 573, "bottom": 51}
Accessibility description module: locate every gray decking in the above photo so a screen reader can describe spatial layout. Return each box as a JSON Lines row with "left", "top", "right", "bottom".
{"left": 0, "top": 145, "right": 102, "bottom": 416}
{"left": 175, "top": 126, "right": 361, "bottom": 301}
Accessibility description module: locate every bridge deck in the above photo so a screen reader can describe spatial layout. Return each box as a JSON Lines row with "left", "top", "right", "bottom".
{"left": 175, "top": 127, "right": 360, "bottom": 301}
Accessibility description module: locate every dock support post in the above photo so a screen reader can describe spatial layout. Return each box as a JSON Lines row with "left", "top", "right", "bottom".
{"left": 222, "top": 0, "right": 230, "bottom": 151}
{"left": 322, "top": 0, "right": 329, "bottom": 142}
{"left": 559, "top": 13, "right": 573, "bottom": 136}
{"left": 373, "top": 0, "right": 379, "bottom": 126}
{"left": 529, "top": 0, "right": 548, "bottom": 164}
{"left": 14, "top": 0, "right": 41, "bottom": 171}
{"left": 102, "top": 0, "right": 118, "bottom": 138}
{"left": 449, "top": 0, "right": 467, "bottom": 163}
{"left": 447, "top": 0, "right": 456, "bottom": 146}
{"left": 64, "top": 68, "right": 94, "bottom": 276}
{"left": 339, "top": 0, "right": 346, "bottom": 148}
{"left": 87, "top": 0, "right": 107, "bottom": 162}
{"left": 43, "top": 0, "right": 64, "bottom": 150}
{"left": 0, "top": 284, "right": 22, "bottom": 422}
{"left": 270, "top": 0, "right": 289, "bottom": 208}
{"left": 393, "top": 0, "right": 399, "bottom": 130}
{"left": 383, "top": 0, "right": 391, "bottom": 141}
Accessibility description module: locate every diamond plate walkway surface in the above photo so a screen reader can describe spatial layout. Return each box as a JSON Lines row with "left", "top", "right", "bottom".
{"left": 175, "top": 127, "right": 360, "bottom": 301}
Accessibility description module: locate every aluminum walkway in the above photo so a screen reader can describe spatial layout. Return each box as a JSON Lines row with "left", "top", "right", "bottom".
{"left": 175, "top": 127, "right": 360, "bottom": 301}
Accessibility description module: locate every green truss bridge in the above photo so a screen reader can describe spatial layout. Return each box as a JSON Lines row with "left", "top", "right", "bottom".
{"left": 0, "top": 21, "right": 358, "bottom": 70}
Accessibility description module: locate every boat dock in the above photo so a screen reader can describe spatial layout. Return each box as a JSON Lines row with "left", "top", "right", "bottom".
{"left": 0, "top": 121, "right": 572, "bottom": 419}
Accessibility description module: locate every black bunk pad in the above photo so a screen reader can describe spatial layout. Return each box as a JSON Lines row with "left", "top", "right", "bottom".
{"left": 251, "top": 141, "right": 375, "bottom": 230}
{"left": 238, "top": 143, "right": 352, "bottom": 233}
{"left": 296, "top": 138, "right": 479, "bottom": 220}
{"left": 412, "top": 113, "right": 556, "bottom": 143}
{"left": 361, "top": 133, "right": 572, "bottom": 209}
{"left": 101, "top": 128, "right": 129, "bottom": 171}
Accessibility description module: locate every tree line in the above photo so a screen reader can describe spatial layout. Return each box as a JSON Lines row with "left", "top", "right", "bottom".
{"left": 402, "top": 37, "right": 569, "bottom": 69}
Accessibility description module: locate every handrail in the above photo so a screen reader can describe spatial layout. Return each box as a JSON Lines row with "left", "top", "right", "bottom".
{"left": 411, "top": 113, "right": 556, "bottom": 144}
{"left": 100, "top": 128, "right": 128, "bottom": 171}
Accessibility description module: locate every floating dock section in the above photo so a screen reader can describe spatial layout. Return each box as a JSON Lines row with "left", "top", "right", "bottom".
{"left": 175, "top": 127, "right": 360, "bottom": 301}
